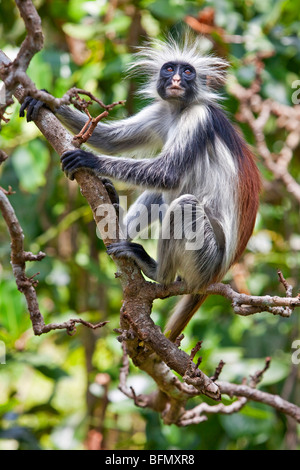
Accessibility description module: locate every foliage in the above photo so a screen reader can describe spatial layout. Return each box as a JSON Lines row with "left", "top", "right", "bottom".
{"left": 0, "top": 0, "right": 299, "bottom": 450}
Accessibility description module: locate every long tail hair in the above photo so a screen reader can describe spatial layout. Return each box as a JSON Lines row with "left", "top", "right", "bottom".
{"left": 164, "top": 294, "right": 207, "bottom": 342}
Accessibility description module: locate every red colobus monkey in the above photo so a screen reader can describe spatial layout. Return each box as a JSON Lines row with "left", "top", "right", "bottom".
{"left": 20, "top": 34, "right": 261, "bottom": 341}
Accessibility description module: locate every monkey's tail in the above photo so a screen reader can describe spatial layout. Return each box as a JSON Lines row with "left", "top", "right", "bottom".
{"left": 164, "top": 294, "right": 207, "bottom": 342}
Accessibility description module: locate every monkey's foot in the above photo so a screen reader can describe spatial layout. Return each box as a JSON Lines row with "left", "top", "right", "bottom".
{"left": 107, "top": 241, "right": 148, "bottom": 260}
{"left": 61, "top": 150, "right": 99, "bottom": 180}
{"left": 101, "top": 178, "right": 120, "bottom": 215}
{"left": 106, "top": 241, "right": 157, "bottom": 280}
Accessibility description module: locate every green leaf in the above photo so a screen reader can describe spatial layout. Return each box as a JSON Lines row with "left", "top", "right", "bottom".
{"left": 0, "top": 280, "right": 30, "bottom": 341}
{"left": 11, "top": 140, "right": 50, "bottom": 193}
{"left": 147, "top": 0, "right": 189, "bottom": 20}
{"left": 62, "top": 23, "right": 98, "bottom": 40}
{"left": 18, "top": 353, "right": 69, "bottom": 380}
{"left": 220, "top": 403, "right": 274, "bottom": 439}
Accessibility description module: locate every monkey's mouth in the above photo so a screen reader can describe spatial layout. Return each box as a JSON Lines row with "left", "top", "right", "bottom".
{"left": 167, "top": 85, "right": 185, "bottom": 97}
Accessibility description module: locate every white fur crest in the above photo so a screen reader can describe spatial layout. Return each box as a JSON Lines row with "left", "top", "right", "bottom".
{"left": 127, "top": 32, "right": 229, "bottom": 103}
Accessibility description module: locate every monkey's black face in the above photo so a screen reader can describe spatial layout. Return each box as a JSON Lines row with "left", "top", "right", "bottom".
{"left": 157, "top": 62, "right": 197, "bottom": 103}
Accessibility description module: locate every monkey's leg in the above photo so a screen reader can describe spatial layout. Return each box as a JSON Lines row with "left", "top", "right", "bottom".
{"left": 155, "top": 194, "right": 225, "bottom": 288}
{"left": 155, "top": 194, "right": 203, "bottom": 286}
{"left": 106, "top": 192, "right": 165, "bottom": 280}
{"left": 124, "top": 191, "right": 164, "bottom": 241}
{"left": 107, "top": 194, "right": 204, "bottom": 285}
{"left": 158, "top": 195, "right": 226, "bottom": 341}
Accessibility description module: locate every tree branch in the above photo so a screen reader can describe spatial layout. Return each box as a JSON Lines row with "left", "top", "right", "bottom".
{"left": 217, "top": 381, "right": 300, "bottom": 423}
{"left": 0, "top": 187, "right": 108, "bottom": 336}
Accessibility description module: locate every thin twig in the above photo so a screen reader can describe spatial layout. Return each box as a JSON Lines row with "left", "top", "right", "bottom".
{"left": 0, "top": 187, "right": 108, "bottom": 336}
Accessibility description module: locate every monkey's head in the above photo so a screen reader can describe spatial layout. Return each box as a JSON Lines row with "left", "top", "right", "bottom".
{"left": 128, "top": 31, "right": 229, "bottom": 106}
{"left": 157, "top": 61, "right": 197, "bottom": 103}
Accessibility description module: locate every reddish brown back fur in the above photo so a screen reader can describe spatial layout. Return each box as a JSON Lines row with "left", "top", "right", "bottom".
{"left": 235, "top": 144, "right": 261, "bottom": 263}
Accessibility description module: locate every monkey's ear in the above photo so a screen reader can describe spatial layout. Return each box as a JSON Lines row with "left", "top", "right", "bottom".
{"left": 201, "top": 56, "right": 229, "bottom": 89}
{"left": 206, "top": 74, "right": 226, "bottom": 89}
{"left": 207, "top": 60, "right": 229, "bottom": 88}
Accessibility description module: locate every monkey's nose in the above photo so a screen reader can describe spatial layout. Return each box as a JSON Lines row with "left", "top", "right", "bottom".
{"left": 172, "top": 74, "right": 181, "bottom": 85}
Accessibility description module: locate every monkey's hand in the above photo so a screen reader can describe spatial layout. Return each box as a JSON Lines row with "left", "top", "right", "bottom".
{"left": 61, "top": 149, "right": 100, "bottom": 180}
{"left": 61, "top": 150, "right": 120, "bottom": 210}
{"left": 19, "top": 89, "right": 50, "bottom": 122}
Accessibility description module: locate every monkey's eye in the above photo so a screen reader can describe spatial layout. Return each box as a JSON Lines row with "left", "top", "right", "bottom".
{"left": 184, "top": 68, "right": 192, "bottom": 75}
{"left": 166, "top": 66, "right": 174, "bottom": 72}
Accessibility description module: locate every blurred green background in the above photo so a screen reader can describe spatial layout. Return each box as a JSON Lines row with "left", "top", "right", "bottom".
{"left": 0, "top": 0, "right": 299, "bottom": 450}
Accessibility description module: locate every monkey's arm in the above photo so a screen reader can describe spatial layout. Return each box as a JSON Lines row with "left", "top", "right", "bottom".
{"left": 57, "top": 104, "right": 163, "bottom": 155}
{"left": 20, "top": 96, "right": 163, "bottom": 155}
{"left": 61, "top": 148, "right": 182, "bottom": 190}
